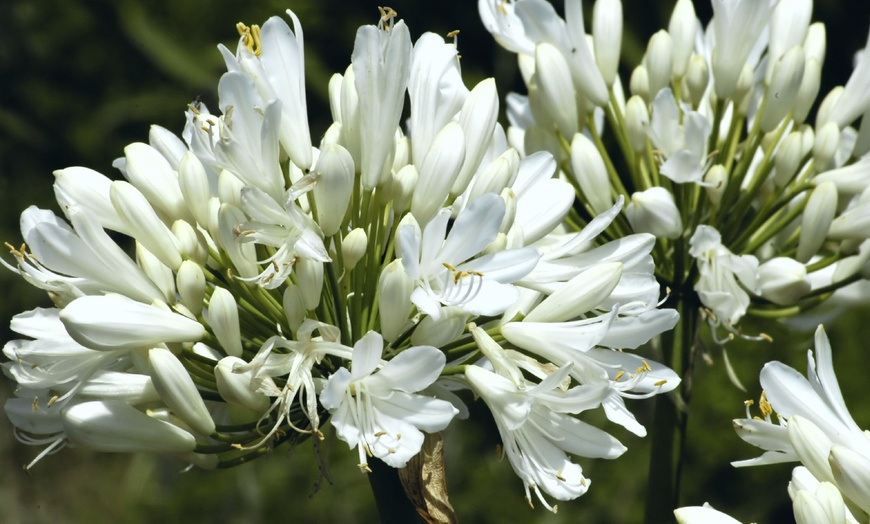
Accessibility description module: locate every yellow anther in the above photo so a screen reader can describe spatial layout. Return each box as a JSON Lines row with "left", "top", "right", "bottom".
{"left": 236, "top": 22, "right": 262, "bottom": 56}
{"left": 497, "top": 3, "right": 508, "bottom": 15}
{"left": 46, "top": 395, "right": 59, "bottom": 408}
{"left": 642, "top": 360, "right": 653, "bottom": 372}
{"left": 374, "top": 431, "right": 387, "bottom": 438}
{"left": 359, "top": 463, "right": 373, "bottom": 473}
{"left": 555, "top": 470, "right": 566, "bottom": 482}
{"left": 447, "top": 30, "right": 460, "bottom": 38}
{"left": 442, "top": 262, "right": 457, "bottom": 272}
{"left": 654, "top": 379, "right": 667, "bottom": 387}
{"left": 744, "top": 399, "right": 754, "bottom": 407}
{"left": 32, "top": 397, "right": 39, "bottom": 411}
{"left": 5, "top": 242, "right": 27, "bottom": 258}
{"left": 378, "top": 6, "right": 398, "bottom": 30}
{"left": 388, "top": 448, "right": 396, "bottom": 454}
{"left": 759, "top": 391, "right": 772, "bottom": 418}
{"left": 614, "top": 370, "right": 625, "bottom": 382}
{"left": 759, "top": 333, "right": 773, "bottom": 343}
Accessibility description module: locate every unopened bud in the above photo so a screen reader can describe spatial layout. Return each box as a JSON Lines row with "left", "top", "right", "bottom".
{"left": 625, "top": 187, "right": 682, "bottom": 239}
{"left": 149, "top": 347, "right": 216, "bottom": 435}
{"left": 704, "top": 165, "right": 729, "bottom": 207}
{"left": 774, "top": 132, "right": 806, "bottom": 186}
{"left": 176, "top": 260, "right": 206, "bottom": 316}
{"left": 684, "top": 55, "right": 710, "bottom": 109}
{"left": 629, "top": 64, "right": 650, "bottom": 102}
{"left": 645, "top": 30, "right": 674, "bottom": 99}
{"left": 208, "top": 287, "right": 242, "bottom": 358}
{"left": 378, "top": 260, "right": 414, "bottom": 343}
{"left": 214, "top": 356, "right": 270, "bottom": 412}
{"left": 313, "top": 144, "right": 355, "bottom": 236}
{"left": 625, "top": 96, "right": 650, "bottom": 152}
{"left": 798, "top": 182, "right": 838, "bottom": 262}
{"left": 669, "top": 0, "right": 696, "bottom": 78}
{"left": 757, "top": 257, "right": 810, "bottom": 305}
{"left": 593, "top": 0, "right": 623, "bottom": 86}
{"left": 571, "top": 133, "right": 613, "bottom": 215}
{"left": 535, "top": 42, "right": 579, "bottom": 138}
{"left": 342, "top": 228, "right": 368, "bottom": 270}
{"left": 813, "top": 122, "right": 841, "bottom": 172}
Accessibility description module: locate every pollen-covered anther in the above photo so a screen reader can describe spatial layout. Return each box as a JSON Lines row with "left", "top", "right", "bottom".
{"left": 358, "top": 463, "right": 373, "bottom": 473}
{"left": 377, "top": 6, "right": 398, "bottom": 31}
{"left": 236, "top": 22, "right": 262, "bottom": 56}
{"left": 4, "top": 242, "right": 27, "bottom": 258}
{"left": 641, "top": 360, "right": 652, "bottom": 372}
{"left": 555, "top": 469, "right": 567, "bottom": 482}
{"left": 46, "top": 395, "right": 59, "bottom": 408}
{"left": 614, "top": 370, "right": 625, "bottom": 381}
{"left": 759, "top": 333, "right": 773, "bottom": 342}
{"left": 373, "top": 430, "right": 387, "bottom": 438}
{"left": 759, "top": 391, "right": 772, "bottom": 418}
{"left": 654, "top": 379, "right": 667, "bottom": 387}
{"left": 31, "top": 397, "right": 38, "bottom": 411}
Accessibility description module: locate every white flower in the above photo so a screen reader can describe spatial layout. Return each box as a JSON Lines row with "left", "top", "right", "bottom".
{"left": 689, "top": 225, "right": 759, "bottom": 326}
{"left": 319, "top": 331, "right": 458, "bottom": 470}
{"left": 464, "top": 364, "right": 626, "bottom": 511}
{"left": 397, "top": 193, "right": 539, "bottom": 320}
{"left": 733, "top": 326, "right": 870, "bottom": 519}
{"left": 219, "top": 11, "right": 314, "bottom": 170}
{"left": 648, "top": 88, "right": 712, "bottom": 184}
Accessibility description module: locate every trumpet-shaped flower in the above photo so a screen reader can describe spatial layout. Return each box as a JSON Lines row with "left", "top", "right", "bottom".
{"left": 319, "top": 331, "right": 458, "bottom": 470}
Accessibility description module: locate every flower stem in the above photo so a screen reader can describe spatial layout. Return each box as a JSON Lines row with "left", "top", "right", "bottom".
{"left": 367, "top": 459, "right": 425, "bottom": 524}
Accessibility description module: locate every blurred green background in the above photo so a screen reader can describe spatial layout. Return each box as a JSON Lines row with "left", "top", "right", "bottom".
{"left": 1, "top": 1, "right": 869, "bottom": 522}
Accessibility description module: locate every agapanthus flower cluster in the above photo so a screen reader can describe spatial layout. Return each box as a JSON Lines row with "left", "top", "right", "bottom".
{"left": 2, "top": 8, "right": 680, "bottom": 511}
{"left": 479, "top": 0, "right": 870, "bottom": 341}
{"left": 729, "top": 325, "right": 870, "bottom": 524}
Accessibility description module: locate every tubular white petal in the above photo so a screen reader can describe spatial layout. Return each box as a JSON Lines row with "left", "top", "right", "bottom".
{"left": 60, "top": 295, "right": 205, "bottom": 351}
{"left": 63, "top": 400, "right": 196, "bottom": 454}
{"left": 148, "top": 347, "right": 215, "bottom": 435}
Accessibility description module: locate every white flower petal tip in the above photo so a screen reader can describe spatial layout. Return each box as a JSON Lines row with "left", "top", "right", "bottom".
{"left": 674, "top": 504, "right": 743, "bottom": 524}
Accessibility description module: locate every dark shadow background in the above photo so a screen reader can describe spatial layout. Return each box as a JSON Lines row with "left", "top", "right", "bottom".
{"left": 1, "top": 1, "right": 869, "bottom": 522}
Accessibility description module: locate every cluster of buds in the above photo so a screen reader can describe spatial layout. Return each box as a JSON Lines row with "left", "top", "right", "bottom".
{"left": 480, "top": 0, "right": 870, "bottom": 340}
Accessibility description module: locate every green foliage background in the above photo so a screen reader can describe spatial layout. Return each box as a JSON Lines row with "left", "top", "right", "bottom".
{"left": 1, "top": 1, "right": 868, "bottom": 522}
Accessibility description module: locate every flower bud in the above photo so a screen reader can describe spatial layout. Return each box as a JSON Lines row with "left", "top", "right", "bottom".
{"left": 110, "top": 181, "right": 183, "bottom": 270}
{"left": 571, "top": 133, "right": 613, "bottom": 215}
{"left": 391, "top": 164, "right": 418, "bottom": 214}
{"left": 534, "top": 42, "right": 579, "bottom": 138}
{"left": 282, "top": 283, "right": 306, "bottom": 333}
{"left": 392, "top": 135, "right": 410, "bottom": 173}
{"left": 829, "top": 444, "right": 870, "bottom": 514}
{"left": 798, "top": 182, "right": 838, "bottom": 262}
{"left": 668, "top": 0, "right": 696, "bottom": 78}
{"left": 453, "top": 78, "right": 500, "bottom": 196}
{"left": 625, "top": 187, "right": 682, "bottom": 239}
{"left": 53, "top": 167, "right": 125, "bottom": 232}
{"left": 177, "top": 260, "right": 206, "bottom": 316}
{"left": 813, "top": 122, "right": 841, "bottom": 172}
{"left": 148, "top": 347, "right": 215, "bottom": 435}
{"left": 341, "top": 228, "right": 368, "bottom": 270}
{"left": 629, "top": 64, "right": 650, "bottom": 102}
{"left": 757, "top": 257, "right": 810, "bottom": 305}
{"left": 177, "top": 152, "right": 214, "bottom": 229}
{"left": 625, "top": 96, "right": 650, "bottom": 152}
{"left": 593, "top": 0, "right": 623, "bottom": 86}
{"left": 733, "top": 64, "right": 755, "bottom": 116}
{"left": 816, "top": 86, "right": 843, "bottom": 129}
{"left": 217, "top": 203, "right": 258, "bottom": 279}
{"left": 62, "top": 400, "right": 196, "bottom": 453}
{"left": 136, "top": 243, "right": 176, "bottom": 303}
{"left": 312, "top": 143, "right": 354, "bottom": 236}
{"left": 149, "top": 125, "right": 186, "bottom": 170}
{"left": 645, "top": 30, "right": 674, "bottom": 99}
{"left": 469, "top": 149, "right": 520, "bottom": 202}
{"left": 378, "top": 260, "right": 414, "bottom": 343}
{"left": 499, "top": 187, "right": 517, "bottom": 234}
{"left": 761, "top": 46, "right": 805, "bottom": 133}
{"left": 804, "top": 23, "right": 826, "bottom": 68}
{"left": 788, "top": 416, "right": 835, "bottom": 485}
{"left": 296, "top": 257, "right": 324, "bottom": 310}
{"left": 410, "top": 306, "right": 468, "bottom": 347}
{"left": 525, "top": 262, "right": 623, "bottom": 323}
{"left": 704, "top": 164, "right": 729, "bottom": 207}
{"left": 411, "top": 122, "right": 466, "bottom": 226}
{"left": 214, "top": 356, "right": 270, "bottom": 412}
{"left": 766, "top": 0, "right": 812, "bottom": 84}
{"left": 208, "top": 287, "right": 242, "bottom": 358}
{"left": 774, "top": 132, "right": 806, "bottom": 187}
{"left": 124, "top": 143, "right": 191, "bottom": 222}
{"left": 218, "top": 169, "right": 245, "bottom": 209}
{"left": 792, "top": 490, "right": 830, "bottom": 524}
{"left": 794, "top": 58, "right": 822, "bottom": 125}
{"left": 60, "top": 295, "right": 205, "bottom": 351}
{"left": 172, "top": 219, "right": 208, "bottom": 266}
{"left": 684, "top": 54, "right": 710, "bottom": 109}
